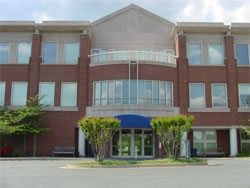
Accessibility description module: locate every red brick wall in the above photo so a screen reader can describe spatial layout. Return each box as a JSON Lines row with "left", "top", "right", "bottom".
{"left": 1, "top": 31, "right": 250, "bottom": 157}
{"left": 217, "top": 130, "right": 230, "bottom": 156}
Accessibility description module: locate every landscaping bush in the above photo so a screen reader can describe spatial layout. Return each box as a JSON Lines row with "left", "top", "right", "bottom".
{"left": 0, "top": 147, "right": 13, "bottom": 157}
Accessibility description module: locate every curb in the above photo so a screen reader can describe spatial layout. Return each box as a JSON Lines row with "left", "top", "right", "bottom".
{"left": 0, "top": 157, "right": 91, "bottom": 161}
{"left": 65, "top": 162, "right": 208, "bottom": 169}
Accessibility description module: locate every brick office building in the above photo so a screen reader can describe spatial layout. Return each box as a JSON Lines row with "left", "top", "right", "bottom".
{"left": 0, "top": 5, "right": 249, "bottom": 158}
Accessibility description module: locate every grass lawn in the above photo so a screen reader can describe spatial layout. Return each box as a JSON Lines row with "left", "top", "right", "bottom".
{"left": 236, "top": 153, "right": 250, "bottom": 157}
{"left": 71, "top": 158, "right": 206, "bottom": 166}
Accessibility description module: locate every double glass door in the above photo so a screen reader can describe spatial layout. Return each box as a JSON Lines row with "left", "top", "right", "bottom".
{"left": 112, "top": 129, "right": 154, "bottom": 158}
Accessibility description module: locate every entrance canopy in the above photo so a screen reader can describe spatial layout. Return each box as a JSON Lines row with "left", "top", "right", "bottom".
{"left": 115, "top": 114, "right": 152, "bottom": 128}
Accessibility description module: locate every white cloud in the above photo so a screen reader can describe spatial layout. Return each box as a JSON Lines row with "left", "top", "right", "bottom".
{"left": 32, "top": 11, "right": 52, "bottom": 23}
{"left": 175, "top": 0, "right": 250, "bottom": 23}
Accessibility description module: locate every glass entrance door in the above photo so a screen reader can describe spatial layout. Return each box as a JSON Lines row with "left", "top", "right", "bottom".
{"left": 111, "top": 129, "right": 154, "bottom": 158}
{"left": 134, "top": 129, "right": 143, "bottom": 157}
{"left": 121, "top": 129, "right": 131, "bottom": 157}
{"left": 144, "top": 130, "right": 154, "bottom": 156}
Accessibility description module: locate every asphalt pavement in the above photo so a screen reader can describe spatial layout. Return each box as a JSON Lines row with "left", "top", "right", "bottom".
{"left": 0, "top": 158, "right": 249, "bottom": 188}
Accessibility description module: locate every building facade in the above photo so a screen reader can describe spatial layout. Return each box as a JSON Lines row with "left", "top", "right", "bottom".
{"left": 0, "top": 5, "right": 249, "bottom": 158}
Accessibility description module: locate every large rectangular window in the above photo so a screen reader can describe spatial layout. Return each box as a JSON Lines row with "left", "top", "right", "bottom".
{"left": 235, "top": 44, "right": 249, "bottom": 65}
{"left": 0, "top": 82, "right": 6, "bottom": 106}
{"left": 0, "top": 42, "right": 10, "bottom": 64}
{"left": 64, "top": 42, "right": 79, "bottom": 64}
{"left": 94, "top": 80, "right": 173, "bottom": 106}
{"left": 241, "top": 132, "right": 250, "bottom": 154}
{"left": 39, "top": 83, "right": 55, "bottom": 106}
{"left": 43, "top": 42, "right": 57, "bottom": 64}
{"left": 187, "top": 43, "right": 202, "bottom": 65}
{"left": 17, "top": 42, "right": 32, "bottom": 64}
{"left": 193, "top": 130, "right": 217, "bottom": 153}
{"left": 61, "top": 83, "right": 77, "bottom": 106}
{"left": 238, "top": 84, "right": 250, "bottom": 107}
{"left": 189, "top": 83, "right": 205, "bottom": 107}
{"left": 11, "top": 82, "right": 28, "bottom": 106}
{"left": 208, "top": 44, "right": 223, "bottom": 65}
{"left": 211, "top": 84, "right": 227, "bottom": 107}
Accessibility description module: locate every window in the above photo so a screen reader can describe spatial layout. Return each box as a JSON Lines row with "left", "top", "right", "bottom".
{"left": 238, "top": 84, "right": 250, "bottom": 107}
{"left": 64, "top": 42, "right": 79, "bottom": 64}
{"left": 193, "top": 130, "right": 217, "bottom": 153}
{"left": 11, "top": 82, "right": 28, "bottom": 106}
{"left": 43, "top": 42, "right": 57, "bottom": 64}
{"left": 91, "top": 49, "right": 108, "bottom": 63}
{"left": 138, "top": 49, "right": 152, "bottom": 61}
{"left": 0, "top": 82, "right": 6, "bottom": 106}
{"left": 94, "top": 80, "right": 173, "bottom": 106}
{"left": 39, "top": 83, "right": 55, "bottom": 106}
{"left": 241, "top": 132, "right": 250, "bottom": 154}
{"left": 235, "top": 44, "right": 249, "bottom": 65}
{"left": 187, "top": 43, "right": 202, "bottom": 65}
{"left": 208, "top": 44, "right": 223, "bottom": 65}
{"left": 61, "top": 83, "right": 77, "bottom": 106}
{"left": 17, "top": 42, "right": 32, "bottom": 64}
{"left": 113, "top": 49, "right": 129, "bottom": 61}
{"left": 189, "top": 83, "right": 205, "bottom": 107}
{"left": 0, "top": 42, "right": 10, "bottom": 64}
{"left": 211, "top": 84, "right": 227, "bottom": 107}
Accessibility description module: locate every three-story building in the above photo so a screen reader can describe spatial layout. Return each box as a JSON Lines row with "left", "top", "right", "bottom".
{"left": 0, "top": 4, "right": 249, "bottom": 158}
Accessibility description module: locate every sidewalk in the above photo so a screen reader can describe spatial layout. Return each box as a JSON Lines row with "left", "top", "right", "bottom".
{"left": 0, "top": 157, "right": 94, "bottom": 161}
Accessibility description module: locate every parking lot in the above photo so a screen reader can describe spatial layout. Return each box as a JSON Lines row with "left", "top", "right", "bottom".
{"left": 0, "top": 158, "right": 249, "bottom": 188}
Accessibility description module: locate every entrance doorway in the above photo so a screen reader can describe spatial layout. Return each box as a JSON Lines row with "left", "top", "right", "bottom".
{"left": 111, "top": 129, "right": 154, "bottom": 158}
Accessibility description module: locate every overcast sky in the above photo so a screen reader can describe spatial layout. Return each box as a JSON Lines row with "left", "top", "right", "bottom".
{"left": 0, "top": 0, "right": 249, "bottom": 24}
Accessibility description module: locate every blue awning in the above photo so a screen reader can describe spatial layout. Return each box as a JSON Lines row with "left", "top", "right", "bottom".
{"left": 115, "top": 114, "right": 152, "bottom": 128}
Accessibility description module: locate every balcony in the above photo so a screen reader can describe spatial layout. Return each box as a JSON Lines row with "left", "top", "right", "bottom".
{"left": 88, "top": 51, "right": 176, "bottom": 66}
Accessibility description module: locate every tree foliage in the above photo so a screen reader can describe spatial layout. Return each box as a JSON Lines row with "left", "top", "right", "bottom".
{"left": 78, "top": 117, "right": 120, "bottom": 161}
{"left": 0, "top": 95, "right": 50, "bottom": 156}
{"left": 151, "top": 115, "right": 194, "bottom": 160}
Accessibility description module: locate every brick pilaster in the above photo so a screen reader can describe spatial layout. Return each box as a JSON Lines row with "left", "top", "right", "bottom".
{"left": 78, "top": 34, "right": 91, "bottom": 118}
{"left": 28, "top": 34, "right": 42, "bottom": 98}
{"left": 176, "top": 35, "right": 189, "bottom": 114}
{"left": 224, "top": 35, "right": 238, "bottom": 125}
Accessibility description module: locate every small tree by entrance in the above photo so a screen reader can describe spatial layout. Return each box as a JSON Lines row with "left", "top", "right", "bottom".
{"left": 78, "top": 117, "right": 120, "bottom": 161}
{"left": 151, "top": 115, "right": 194, "bottom": 160}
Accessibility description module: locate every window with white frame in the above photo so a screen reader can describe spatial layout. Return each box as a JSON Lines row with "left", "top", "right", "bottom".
{"left": 61, "top": 83, "right": 77, "bottom": 106}
{"left": 94, "top": 80, "right": 173, "bottom": 106}
{"left": 158, "top": 49, "right": 174, "bottom": 63}
{"left": 189, "top": 83, "right": 205, "bottom": 107}
{"left": 211, "top": 84, "right": 227, "bottom": 107}
{"left": 238, "top": 84, "right": 250, "bottom": 107}
{"left": 11, "top": 82, "right": 28, "bottom": 106}
{"left": 187, "top": 43, "right": 202, "bottom": 65}
{"left": 17, "top": 42, "right": 32, "bottom": 64}
{"left": 39, "top": 82, "right": 55, "bottom": 106}
{"left": 241, "top": 132, "right": 250, "bottom": 153}
{"left": 138, "top": 49, "right": 152, "bottom": 61}
{"left": 0, "top": 82, "right": 6, "bottom": 106}
{"left": 193, "top": 130, "right": 217, "bottom": 153}
{"left": 113, "top": 49, "right": 129, "bottom": 61}
{"left": 43, "top": 42, "right": 57, "bottom": 64}
{"left": 0, "top": 42, "right": 10, "bottom": 64}
{"left": 91, "top": 49, "right": 108, "bottom": 63}
{"left": 64, "top": 42, "right": 79, "bottom": 64}
{"left": 235, "top": 44, "right": 250, "bottom": 65}
{"left": 208, "top": 44, "right": 223, "bottom": 65}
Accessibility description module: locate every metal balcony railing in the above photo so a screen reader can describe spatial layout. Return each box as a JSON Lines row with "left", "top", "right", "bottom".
{"left": 88, "top": 51, "right": 176, "bottom": 65}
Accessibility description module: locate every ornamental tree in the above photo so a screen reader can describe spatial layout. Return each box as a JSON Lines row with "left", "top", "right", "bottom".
{"left": 78, "top": 117, "right": 120, "bottom": 161}
{"left": 0, "top": 95, "right": 50, "bottom": 157}
{"left": 151, "top": 115, "right": 194, "bottom": 160}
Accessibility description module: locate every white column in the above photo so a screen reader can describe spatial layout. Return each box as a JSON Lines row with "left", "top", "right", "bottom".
{"left": 230, "top": 127, "right": 238, "bottom": 157}
{"left": 78, "top": 130, "right": 85, "bottom": 157}
{"left": 180, "top": 132, "right": 187, "bottom": 157}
